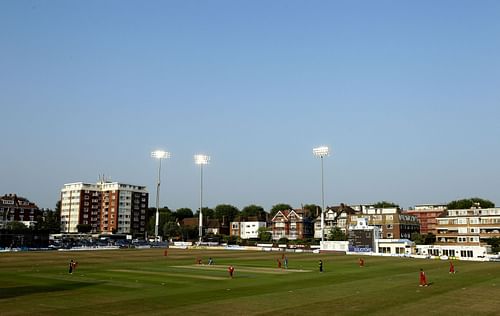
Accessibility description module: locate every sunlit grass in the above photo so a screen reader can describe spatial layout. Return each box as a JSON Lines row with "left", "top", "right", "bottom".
{"left": 0, "top": 249, "right": 499, "bottom": 315}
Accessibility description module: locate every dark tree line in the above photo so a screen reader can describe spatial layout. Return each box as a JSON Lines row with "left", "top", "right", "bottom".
{"left": 447, "top": 198, "right": 495, "bottom": 210}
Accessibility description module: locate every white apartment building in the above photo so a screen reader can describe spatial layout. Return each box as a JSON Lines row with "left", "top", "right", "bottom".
{"left": 231, "top": 220, "right": 267, "bottom": 239}
{"left": 61, "top": 181, "right": 148, "bottom": 234}
{"left": 436, "top": 207, "right": 500, "bottom": 245}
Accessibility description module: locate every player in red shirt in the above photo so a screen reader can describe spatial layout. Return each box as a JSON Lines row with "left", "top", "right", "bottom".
{"left": 449, "top": 261, "right": 455, "bottom": 274}
{"left": 358, "top": 258, "right": 365, "bottom": 267}
{"left": 419, "top": 268, "right": 428, "bottom": 287}
{"left": 228, "top": 265, "right": 235, "bottom": 278}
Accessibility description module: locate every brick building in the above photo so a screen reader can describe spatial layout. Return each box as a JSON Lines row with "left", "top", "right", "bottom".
{"left": 350, "top": 205, "right": 420, "bottom": 239}
{"left": 404, "top": 204, "right": 446, "bottom": 235}
{"left": 60, "top": 180, "right": 148, "bottom": 234}
{"left": 0, "top": 193, "right": 41, "bottom": 228}
{"left": 271, "top": 209, "right": 314, "bottom": 240}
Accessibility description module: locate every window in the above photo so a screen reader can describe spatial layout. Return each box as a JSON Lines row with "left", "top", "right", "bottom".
{"left": 429, "top": 249, "right": 439, "bottom": 256}
{"left": 443, "top": 249, "right": 455, "bottom": 256}
{"left": 379, "top": 247, "right": 390, "bottom": 253}
{"left": 461, "top": 250, "right": 473, "bottom": 258}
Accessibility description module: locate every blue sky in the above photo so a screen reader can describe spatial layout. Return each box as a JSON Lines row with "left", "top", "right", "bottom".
{"left": 1, "top": 1, "right": 499, "bottom": 211}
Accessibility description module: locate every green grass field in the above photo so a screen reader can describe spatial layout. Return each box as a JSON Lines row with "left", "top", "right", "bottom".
{"left": 1, "top": 248, "right": 499, "bottom": 315}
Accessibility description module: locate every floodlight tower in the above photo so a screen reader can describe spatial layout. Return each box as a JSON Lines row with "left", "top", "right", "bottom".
{"left": 151, "top": 150, "right": 171, "bottom": 239}
{"left": 194, "top": 154, "right": 210, "bottom": 243}
{"left": 313, "top": 146, "right": 330, "bottom": 242}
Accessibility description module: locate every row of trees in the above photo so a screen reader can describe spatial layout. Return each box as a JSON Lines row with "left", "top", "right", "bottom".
{"left": 145, "top": 203, "right": 310, "bottom": 240}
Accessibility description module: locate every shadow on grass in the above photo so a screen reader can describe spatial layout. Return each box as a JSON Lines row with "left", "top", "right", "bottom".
{"left": 0, "top": 281, "right": 97, "bottom": 300}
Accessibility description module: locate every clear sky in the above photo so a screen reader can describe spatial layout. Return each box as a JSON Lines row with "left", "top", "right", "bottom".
{"left": 1, "top": 1, "right": 499, "bottom": 211}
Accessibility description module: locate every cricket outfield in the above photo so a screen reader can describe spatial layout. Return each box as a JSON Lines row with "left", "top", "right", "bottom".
{"left": 1, "top": 248, "right": 499, "bottom": 315}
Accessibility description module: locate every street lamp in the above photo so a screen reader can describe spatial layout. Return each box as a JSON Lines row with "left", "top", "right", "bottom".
{"left": 151, "top": 150, "right": 171, "bottom": 240}
{"left": 313, "top": 146, "right": 330, "bottom": 243}
{"left": 194, "top": 154, "right": 210, "bottom": 243}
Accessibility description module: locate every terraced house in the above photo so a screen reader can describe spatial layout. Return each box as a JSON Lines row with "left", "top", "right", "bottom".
{"left": 314, "top": 204, "right": 357, "bottom": 239}
{"left": 271, "top": 209, "right": 314, "bottom": 240}
{"left": 0, "top": 193, "right": 41, "bottom": 228}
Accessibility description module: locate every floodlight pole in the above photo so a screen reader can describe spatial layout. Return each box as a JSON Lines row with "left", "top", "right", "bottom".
{"left": 155, "top": 158, "right": 162, "bottom": 238}
{"left": 199, "top": 163, "right": 204, "bottom": 243}
{"left": 320, "top": 155, "right": 325, "bottom": 241}
{"left": 151, "top": 150, "right": 170, "bottom": 240}
{"left": 194, "top": 154, "right": 210, "bottom": 244}
{"left": 313, "top": 146, "right": 330, "bottom": 243}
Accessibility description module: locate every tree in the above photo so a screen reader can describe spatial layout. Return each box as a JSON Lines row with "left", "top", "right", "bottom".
{"left": 257, "top": 227, "right": 272, "bottom": 242}
{"left": 303, "top": 204, "right": 321, "bottom": 217}
{"left": 240, "top": 205, "right": 267, "bottom": 219}
{"left": 76, "top": 224, "right": 92, "bottom": 233}
{"left": 485, "top": 237, "right": 500, "bottom": 253}
{"left": 270, "top": 203, "right": 293, "bottom": 217}
{"left": 179, "top": 225, "right": 198, "bottom": 241}
{"left": 226, "top": 235, "right": 239, "bottom": 245}
{"left": 35, "top": 209, "right": 61, "bottom": 233}
{"left": 411, "top": 232, "right": 424, "bottom": 245}
{"left": 373, "top": 201, "right": 399, "bottom": 208}
{"left": 162, "top": 221, "right": 181, "bottom": 240}
{"left": 147, "top": 207, "right": 174, "bottom": 237}
{"left": 411, "top": 232, "right": 436, "bottom": 245}
{"left": 195, "top": 207, "right": 214, "bottom": 219}
{"left": 329, "top": 227, "right": 347, "bottom": 241}
{"left": 277, "top": 237, "right": 289, "bottom": 244}
{"left": 5, "top": 221, "right": 27, "bottom": 231}
{"left": 447, "top": 198, "right": 495, "bottom": 210}
{"left": 423, "top": 233, "right": 436, "bottom": 245}
{"left": 175, "top": 208, "right": 193, "bottom": 221}
{"left": 214, "top": 204, "right": 240, "bottom": 223}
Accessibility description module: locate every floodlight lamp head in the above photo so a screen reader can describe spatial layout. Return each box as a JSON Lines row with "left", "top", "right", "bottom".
{"left": 313, "top": 146, "right": 330, "bottom": 158}
{"left": 151, "top": 150, "right": 171, "bottom": 159}
{"left": 194, "top": 154, "right": 210, "bottom": 165}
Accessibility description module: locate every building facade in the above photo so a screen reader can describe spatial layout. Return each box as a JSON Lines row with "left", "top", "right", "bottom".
{"left": 349, "top": 205, "right": 420, "bottom": 239}
{"left": 436, "top": 207, "right": 500, "bottom": 246}
{"left": 314, "top": 204, "right": 357, "bottom": 239}
{"left": 271, "top": 209, "right": 314, "bottom": 240}
{"left": 405, "top": 204, "right": 446, "bottom": 235}
{"left": 0, "top": 194, "right": 41, "bottom": 228}
{"left": 60, "top": 181, "right": 148, "bottom": 234}
{"left": 230, "top": 218, "right": 267, "bottom": 240}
